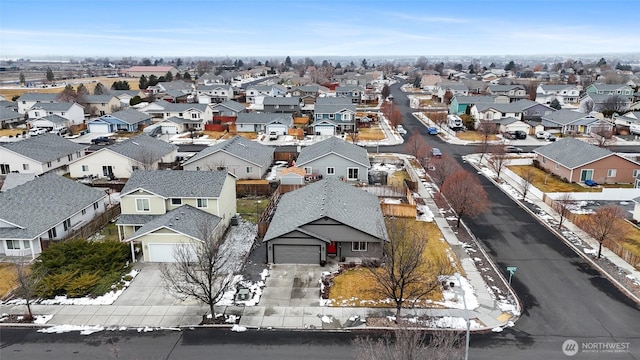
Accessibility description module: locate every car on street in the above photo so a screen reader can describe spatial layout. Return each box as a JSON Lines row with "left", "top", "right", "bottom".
{"left": 427, "top": 126, "right": 439, "bottom": 135}
{"left": 396, "top": 125, "right": 407, "bottom": 135}
{"left": 504, "top": 145, "right": 524, "bottom": 153}
{"left": 431, "top": 147, "right": 442, "bottom": 158}
{"left": 545, "top": 134, "right": 556, "bottom": 141}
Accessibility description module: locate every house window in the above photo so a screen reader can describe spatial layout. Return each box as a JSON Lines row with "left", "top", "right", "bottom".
{"left": 63, "top": 218, "right": 71, "bottom": 231}
{"left": 179, "top": 112, "right": 183, "bottom": 117}
{"left": 327, "top": 167, "right": 335, "bottom": 175}
{"left": 99, "top": 111, "right": 105, "bottom": 116}
{"left": 246, "top": 166, "right": 253, "bottom": 174}
{"left": 304, "top": 167, "right": 312, "bottom": 175}
{"left": 48, "top": 228, "right": 57, "bottom": 239}
{"left": 82, "top": 165, "right": 89, "bottom": 172}
{"left": 136, "top": 198, "right": 150, "bottom": 212}
{"left": 347, "top": 168, "right": 359, "bottom": 180}
{"left": 607, "top": 169, "right": 617, "bottom": 177}
{"left": 47, "top": 161, "right": 51, "bottom": 167}
{"left": 23, "top": 164, "right": 29, "bottom": 171}
{"left": 23, "top": 240, "right": 30, "bottom": 249}
{"left": 633, "top": 170, "right": 640, "bottom": 178}
{"left": 6, "top": 240, "right": 23, "bottom": 250}
{"left": 93, "top": 202, "right": 99, "bottom": 210}
{"left": 82, "top": 209, "right": 86, "bottom": 215}
{"left": 34, "top": 111, "right": 40, "bottom": 117}
{"left": 352, "top": 242, "right": 367, "bottom": 252}
{"left": 171, "top": 198, "right": 182, "bottom": 205}
{"left": 197, "top": 199, "right": 208, "bottom": 208}
{"left": 329, "top": 114, "right": 335, "bottom": 119}
{"left": 68, "top": 154, "right": 73, "bottom": 161}
{"left": 191, "top": 113, "right": 198, "bottom": 119}
{"left": 542, "top": 158, "right": 546, "bottom": 164}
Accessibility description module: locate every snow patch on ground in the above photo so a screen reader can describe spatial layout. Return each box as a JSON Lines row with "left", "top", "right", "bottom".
{"left": 321, "top": 315, "right": 333, "bottom": 323}
{"left": 220, "top": 220, "right": 257, "bottom": 274}
{"left": 436, "top": 275, "right": 480, "bottom": 310}
{"left": 416, "top": 203, "right": 435, "bottom": 222}
{"left": 231, "top": 324, "right": 247, "bottom": 332}
{"left": 33, "top": 314, "right": 53, "bottom": 324}
{"left": 39, "top": 325, "right": 105, "bottom": 335}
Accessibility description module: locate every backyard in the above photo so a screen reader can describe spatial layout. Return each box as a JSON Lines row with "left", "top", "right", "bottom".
{"left": 508, "top": 165, "right": 602, "bottom": 193}
{"left": 237, "top": 198, "right": 270, "bottom": 223}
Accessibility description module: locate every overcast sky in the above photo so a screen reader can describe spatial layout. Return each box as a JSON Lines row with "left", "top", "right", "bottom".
{"left": 1, "top": 0, "right": 639, "bottom": 59}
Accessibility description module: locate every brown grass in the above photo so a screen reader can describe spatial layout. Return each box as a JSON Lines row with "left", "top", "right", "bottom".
{"left": 388, "top": 170, "right": 410, "bottom": 186}
{"left": 0, "top": 77, "right": 139, "bottom": 100}
{"left": 508, "top": 165, "right": 602, "bottom": 193}
{"left": 0, "top": 129, "right": 25, "bottom": 137}
{"left": 0, "top": 263, "right": 17, "bottom": 299}
{"left": 201, "top": 130, "right": 229, "bottom": 140}
{"left": 456, "top": 131, "right": 499, "bottom": 142}
{"left": 357, "top": 126, "right": 385, "bottom": 141}
{"left": 328, "top": 219, "right": 461, "bottom": 307}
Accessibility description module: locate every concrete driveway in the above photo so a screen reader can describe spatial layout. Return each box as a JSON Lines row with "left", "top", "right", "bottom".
{"left": 260, "top": 264, "right": 329, "bottom": 307}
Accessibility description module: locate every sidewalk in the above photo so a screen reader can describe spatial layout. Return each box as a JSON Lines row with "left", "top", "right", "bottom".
{"left": 466, "top": 153, "right": 640, "bottom": 303}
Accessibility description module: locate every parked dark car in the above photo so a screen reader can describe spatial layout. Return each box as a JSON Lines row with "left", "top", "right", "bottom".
{"left": 91, "top": 136, "right": 113, "bottom": 145}
{"left": 508, "top": 130, "right": 527, "bottom": 140}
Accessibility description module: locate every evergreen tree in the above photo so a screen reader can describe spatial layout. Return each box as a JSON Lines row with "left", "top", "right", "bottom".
{"left": 93, "top": 83, "right": 107, "bottom": 95}
{"left": 284, "top": 56, "right": 292, "bottom": 67}
{"left": 164, "top": 71, "right": 173, "bottom": 82}
{"left": 46, "top": 67, "right": 54, "bottom": 82}
{"left": 139, "top": 75, "right": 148, "bottom": 89}
{"left": 19, "top": 72, "right": 25, "bottom": 85}
{"left": 550, "top": 98, "right": 562, "bottom": 110}
{"left": 77, "top": 83, "right": 89, "bottom": 95}
{"left": 183, "top": 72, "right": 192, "bottom": 81}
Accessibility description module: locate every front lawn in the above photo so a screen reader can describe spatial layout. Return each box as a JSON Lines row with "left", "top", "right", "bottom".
{"left": 508, "top": 165, "right": 601, "bottom": 193}
{"left": 357, "top": 126, "right": 385, "bottom": 141}
{"left": 456, "top": 131, "right": 498, "bottom": 142}
{"left": 0, "top": 129, "right": 25, "bottom": 137}
{"left": 0, "top": 263, "right": 17, "bottom": 299}
{"left": 328, "top": 220, "right": 461, "bottom": 307}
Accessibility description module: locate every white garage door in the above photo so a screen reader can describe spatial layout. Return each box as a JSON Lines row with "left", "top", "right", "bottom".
{"left": 161, "top": 125, "right": 178, "bottom": 134}
{"left": 266, "top": 124, "right": 287, "bottom": 136}
{"left": 148, "top": 243, "right": 196, "bottom": 262}
{"left": 89, "top": 123, "right": 110, "bottom": 134}
{"left": 315, "top": 126, "right": 334, "bottom": 136}
{"left": 273, "top": 245, "right": 320, "bottom": 264}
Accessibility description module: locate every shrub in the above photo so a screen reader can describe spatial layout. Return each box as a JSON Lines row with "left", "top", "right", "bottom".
{"left": 65, "top": 272, "right": 101, "bottom": 298}
{"left": 123, "top": 275, "right": 133, "bottom": 282}
{"left": 37, "top": 271, "right": 79, "bottom": 298}
{"left": 91, "top": 271, "right": 123, "bottom": 296}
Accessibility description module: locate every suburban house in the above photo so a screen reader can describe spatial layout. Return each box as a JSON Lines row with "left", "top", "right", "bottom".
{"left": 182, "top": 135, "right": 275, "bottom": 179}
{"left": 449, "top": 95, "right": 508, "bottom": 115}
{"left": 162, "top": 103, "right": 213, "bottom": 130}
{"left": 211, "top": 100, "right": 246, "bottom": 117}
{"left": 585, "top": 84, "right": 634, "bottom": 96}
{"left": 87, "top": 108, "right": 152, "bottom": 133}
{"left": 534, "top": 138, "right": 640, "bottom": 184}
{"left": 435, "top": 82, "right": 469, "bottom": 103}
{"left": 124, "top": 66, "right": 179, "bottom": 78}
{"left": 83, "top": 95, "right": 121, "bottom": 116}
{"left": 295, "top": 136, "right": 370, "bottom": 183}
{"left": 111, "top": 90, "right": 145, "bottom": 105}
{"left": 486, "top": 84, "right": 528, "bottom": 102}
{"left": 28, "top": 114, "right": 70, "bottom": 132}
{"left": 518, "top": 99, "right": 556, "bottom": 120}
{"left": 488, "top": 117, "right": 532, "bottom": 134}
{"left": 470, "top": 102, "right": 524, "bottom": 122}
{"left": 535, "top": 84, "right": 581, "bottom": 105}
{"left": 420, "top": 74, "right": 443, "bottom": 93}
{"left": 613, "top": 111, "right": 640, "bottom": 131}
{"left": 117, "top": 169, "right": 236, "bottom": 262}
{"left": 0, "top": 134, "right": 87, "bottom": 175}
{"left": 68, "top": 134, "right": 177, "bottom": 179}
{"left": 16, "top": 93, "right": 59, "bottom": 114}
{"left": 540, "top": 109, "right": 613, "bottom": 135}
{"left": 246, "top": 85, "right": 287, "bottom": 104}
{"left": 0, "top": 106, "right": 24, "bottom": 127}
{"left": 263, "top": 177, "right": 388, "bottom": 264}
{"left": 153, "top": 117, "right": 204, "bottom": 134}
{"left": 137, "top": 100, "right": 172, "bottom": 120}
{"left": 335, "top": 86, "right": 364, "bottom": 104}
{"left": 262, "top": 96, "right": 301, "bottom": 114}
{"left": 289, "top": 85, "right": 320, "bottom": 104}
{"left": 27, "top": 102, "right": 85, "bottom": 125}
{"left": 312, "top": 97, "right": 357, "bottom": 135}
{"left": 580, "top": 93, "right": 632, "bottom": 113}
{"left": 0, "top": 173, "right": 107, "bottom": 258}
{"left": 196, "top": 84, "right": 234, "bottom": 103}
{"left": 235, "top": 113, "right": 293, "bottom": 135}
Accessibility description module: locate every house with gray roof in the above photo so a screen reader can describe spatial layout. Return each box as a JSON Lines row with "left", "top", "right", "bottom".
{"left": 536, "top": 84, "right": 580, "bottom": 105}
{"left": 117, "top": 169, "right": 236, "bottom": 262}
{"left": 0, "top": 174, "right": 107, "bottom": 258}
{"left": 87, "top": 108, "right": 152, "bottom": 133}
{"left": 0, "top": 106, "right": 23, "bottom": 127}
{"left": 235, "top": 113, "right": 293, "bottom": 135}
{"left": 0, "top": 134, "right": 88, "bottom": 175}
{"left": 263, "top": 177, "right": 388, "bottom": 264}
{"left": 162, "top": 103, "right": 213, "bottom": 123}
{"left": 335, "top": 86, "right": 364, "bottom": 104}
{"left": 68, "top": 134, "right": 177, "bottom": 179}
{"left": 196, "top": 84, "right": 234, "bottom": 103}
{"left": 182, "top": 135, "right": 274, "bottom": 179}
{"left": 580, "top": 92, "right": 632, "bottom": 113}
{"left": 585, "top": 84, "right": 634, "bottom": 96}
{"left": 27, "top": 102, "right": 85, "bottom": 125}
{"left": 541, "top": 109, "right": 612, "bottom": 135}
{"left": 435, "top": 82, "right": 469, "bottom": 103}
{"left": 312, "top": 97, "right": 357, "bottom": 135}
{"left": 486, "top": 84, "right": 528, "bottom": 101}
{"left": 533, "top": 137, "right": 640, "bottom": 184}
{"left": 28, "top": 114, "right": 70, "bottom": 132}
{"left": 449, "top": 95, "right": 508, "bottom": 115}
{"left": 211, "top": 100, "right": 246, "bottom": 117}
{"left": 295, "top": 136, "right": 370, "bottom": 183}
{"left": 262, "top": 96, "right": 301, "bottom": 114}
{"left": 16, "top": 93, "right": 59, "bottom": 114}
{"left": 245, "top": 85, "right": 287, "bottom": 103}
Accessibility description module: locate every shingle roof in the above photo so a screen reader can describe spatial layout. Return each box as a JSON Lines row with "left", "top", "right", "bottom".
{"left": 0, "top": 106, "right": 22, "bottom": 121}
{"left": 0, "top": 134, "right": 87, "bottom": 163}
{"left": 236, "top": 113, "right": 293, "bottom": 126}
{"left": 262, "top": 96, "right": 300, "bottom": 106}
{"left": 17, "top": 93, "right": 59, "bottom": 102}
{"left": 100, "top": 108, "right": 150, "bottom": 124}
{"left": 437, "top": 82, "right": 468, "bottom": 91}
{"left": 0, "top": 174, "right": 106, "bottom": 240}
{"left": 487, "top": 84, "right": 525, "bottom": 92}
{"left": 37, "top": 114, "right": 68, "bottom": 124}
{"left": 212, "top": 100, "right": 245, "bottom": 113}
{"left": 0, "top": 173, "right": 35, "bottom": 192}
{"left": 316, "top": 97, "right": 353, "bottom": 105}
{"left": 539, "top": 84, "right": 577, "bottom": 92}
{"left": 127, "top": 66, "right": 176, "bottom": 72}
{"left": 163, "top": 103, "right": 208, "bottom": 112}
{"left": 182, "top": 135, "right": 274, "bottom": 168}
{"left": 533, "top": 138, "right": 616, "bottom": 169}
{"left": 83, "top": 95, "right": 116, "bottom": 103}
{"left": 263, "top": 178, "right": 387, "bottom": 241}
{"left": 491, "top": 117, "right": 521, "bottom": 125}
{"left": 29, "top": 102, "right": 77, "bottom": 112}
{"left": 452, "top": 95, "right": 497, "bottom": 104}
{"left": 589, "top": 84, "right": 632, "bottom": 92}
{"left": 541, "top": 109, "right": 592, "bottom": 125}
{"left": 103, "top": 134, "right": 176, "bottom": 163}
{"left": 296, "top": 137, "right": 370, "bottom": 168}
{"left": 121, "top": 169, "right": 230, "bottom": 198}
{"left": 125, "top": 205, "right": 221, "bottom": 243}
{"left": 164, "top": 116, "right": 203, "bottom": 125}
{"left": 116, "top": 214, "right": 159, "bottom": 226}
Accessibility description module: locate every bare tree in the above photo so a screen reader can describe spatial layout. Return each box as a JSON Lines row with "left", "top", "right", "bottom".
{"left": 346, "top": 129, "right": 359, "bottom": 144}
{"left": 404, "top": 132, "right": 429, "bottom": 160}
{"left": 430, "top": 112, "right": 448, "bottom": 130}
{"left": 477, "top": 121, "right": 497, "bottom": 164}
{"left": 591, "top": 126, "right": 614, "bottom": 148}
{"left": 553, "top": 193, "right": 576, "bottom": 229}
{"left": 487, "top": 145, "right": 508, "bottom": 178}
{"left": 381, "top": 84, "right": 390, "bottom": 100}
{"left": 131, "top": 148, "right": 159, "bottom": 172}
{"left": 160, "top": 216, "right": 233, "bottom": 316}
{"left": 353, "top": 328, "right": 464, "bottom": 360}
{"left": 601, "top": 95, "right": 629, "bottom": 116}
{"left": 581, "top": 98, "right": 595, "bottom": 113}
{"left": 428, "top": 154, "right": 461, "bottom": 188}
{"left": 578, "top": 205, "right": 626, "bottom": 259}
{"left": 12, "top": 259, "right": 45, "bottom": 321}
{"left": 364, "top": 218, "right": 452, "bottom": 318}
{"left": 389, "top": 106, "right": 403, "bottom": 128}
{"left": 441, "top": 170, "right": 488, "bottom": 227}
{"left": 519, "top": 167, "right": 536, "bottom": 201}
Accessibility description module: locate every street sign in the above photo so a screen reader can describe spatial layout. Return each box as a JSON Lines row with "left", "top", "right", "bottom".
{"left": 506, "top": 266, "right": 517, "bottom": 275}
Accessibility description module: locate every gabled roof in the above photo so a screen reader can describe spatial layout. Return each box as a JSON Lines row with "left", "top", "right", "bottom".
{"left": 212, "top": 100, "right": 246, "bottom": 113}
{"left": 0, "top": 174, "right": 106, "bottom": 240}
{"left": 262, "top": 96, "right": 300, "bottom": 106}
{"left": 101, "top": 134, "right": 176, "bottom": 163}
{"left": 121, "top": 169, "right": 230, "bottom": 198}
{"left": 0, "top": 173, "right": 36, "bottom": 192}
{"left": 538, "top": 84, "right": 578, "bottom": 92}
{"left": 491, "top": 117, "right": 522, "bottom": 125}
{"left": 263, "top": 178, "right": 387, "bottom": 242}
{"left": 17, "top": 93, "right": 59, "bottom": 102}
{"left": 198, "top": 84, "right": 232, "bottom": 91}
{"left": 475, "top": 102, "right": 525, "bottom": 113}
{"left": 163, "top": 103, "right": 208, "bottom": 112}
{"left": 0, "top": 134, "right": 87, "bottom": 163}
{"left": 487, "top": 84, "right": 525, "bottom": 92}
{"left": 296, "top": 137, "right": 370, "bottom": 168}
{"left": 125, "top": 205, "right": 221, "bottom": 243}
{"left": 533, "top": 138, "right": 628, "bottom": 169}
{"left": 437, "top": 82, "right": 468, "bottom": 91}
{"left": 83, "top": 95, "right": 117, "bottom": 104}
{"left": 0, "top": 106, "right": 22, "bottom": 121}
{"left": 236, "top": 113, "right": 293, "bottom": 126}
{"left": 541, "top": 109, "right": 594, "bottom": 125}
{"left": 163, "top": 116, "right": 203, "bottom": 124}
{"left": 335, "top": 86, "right": 363, "bottom": 92}
{"left": 182, "top": 135, "right": 274, "bottom": 168}
{"left": 314, "top": 103, "right": 356, "bottom": 115}
{"left": 32, "top": 114, "right": 68, "bottom": 124}
{"left": 97, "top": 108, "right": 150, "bottom": 124}
{"left": 452, "top": 95, "right": 497, "bottom": 104}
{"left": 29, "top": 102, "right": 77, "bottom": 112}
{"left": 588, "top": 83, "right": 632, "bottom": 92}
{"left": 292, "top": 85, "right": 319, "bottom": 93}
{"left": 584, "top": 93, "right": 632, "bottom": 103}
{"left": 316, "top": 97, "right": 353, "bottom": 105}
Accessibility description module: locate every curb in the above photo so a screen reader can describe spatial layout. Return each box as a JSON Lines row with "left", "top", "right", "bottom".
{"left": 466, "top": 156, "right": 640, "bottom": 305}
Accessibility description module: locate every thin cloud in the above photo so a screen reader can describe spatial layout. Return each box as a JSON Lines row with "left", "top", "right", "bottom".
{"left": 390, "top": 13, "right": 468, "bottom": 24}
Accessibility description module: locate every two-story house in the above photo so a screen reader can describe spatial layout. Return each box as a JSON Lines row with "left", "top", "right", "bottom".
{"left": 585, "top": 84, "right": 634, "bottom": 96}
{"left": 535, "top": 84, "right": 581, "bottom": 105}
{"left": 235, "top": 113, "right": 293, "bottom": 136}
{"left": 87, "top": 108, "right": 152, "bottom": 133}
{"left": 541, "top": 109, "right": 613, "bottom": 135}
{"left": 245, "top": 85, "right": 287, "bottom": 104}
{"left": 16, "top": 93, "right": 59, "bottom": 114}
{"left": 486, "top": 84, "right": 528, "bottom": 102}
{"left": 83, "top": 95, "right": 121, "bottom": 116}
{"left": 160, "top": 103, "right": 213, "bottom": 131}
{"left": 27, "top": 102, "right": 85, "bottom": 125}
{"left": 0, "top": 134, "right": 87, "bottom": 175}
{"left": 335, "top": 86, "right": 364, "bottom": 104}
{"left": 435, "top": 82, "right": 469, "bottom": 103}
{"left": 196, "top": 84, "right": 234, "bottom": 104}
{"left": 311, "top": 97, "right": 356, "bottom": 135}
{"left": 262, "top": 96, "right": 301, "bottom": 115}
{"left": 117, "top": 169, "right": 236, "bottom": 262}
{"left": 211, "top": 100, "right": 246, "bottom": 117}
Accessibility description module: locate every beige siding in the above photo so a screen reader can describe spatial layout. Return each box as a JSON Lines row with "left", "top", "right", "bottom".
{"left": 139, "top": 233, "right": 197, "bottom": 262}
{"left": 69, "top": 150, "right": 133, "bottom": 178}
{"left": 120, "top": 190, "right": 166, "bottom": 215}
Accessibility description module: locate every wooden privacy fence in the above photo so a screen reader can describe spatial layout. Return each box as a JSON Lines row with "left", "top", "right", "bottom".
{"left": 380, "top": 203, "right": 417, "bottom": 218}
{"left": 41, "top": 204, "right": 121, "bottom": 251}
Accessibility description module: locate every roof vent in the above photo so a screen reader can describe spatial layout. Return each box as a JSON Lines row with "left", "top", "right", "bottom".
{"left": 132, "top": 141, "right": 139, "bottom": 146}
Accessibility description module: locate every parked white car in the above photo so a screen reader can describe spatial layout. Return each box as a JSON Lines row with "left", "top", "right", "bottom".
{"left": 28, "top": 128, "right": 47, "bottom": 136}
{"left": 397, "top": 125, "right": 407, "bottom": 135}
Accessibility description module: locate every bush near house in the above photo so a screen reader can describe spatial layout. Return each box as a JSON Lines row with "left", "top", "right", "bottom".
{"left": 33, "top": 239, "right": 130, "bottom": 298}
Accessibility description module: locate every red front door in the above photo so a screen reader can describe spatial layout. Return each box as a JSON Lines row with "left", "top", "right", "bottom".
{"left": 327, "top": 241, "right": 337, "bottom": 255}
